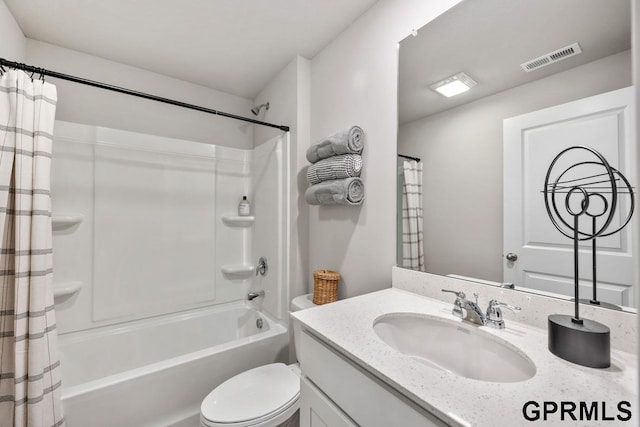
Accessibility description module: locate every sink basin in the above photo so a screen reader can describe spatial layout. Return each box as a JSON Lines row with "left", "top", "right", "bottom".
{"left": 373, "top": 313, "right": 536, "bottom": 383}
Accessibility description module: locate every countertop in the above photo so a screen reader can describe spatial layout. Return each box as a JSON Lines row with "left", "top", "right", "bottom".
{"left": 291, "top": 288, "right": 638, "bottom": 426}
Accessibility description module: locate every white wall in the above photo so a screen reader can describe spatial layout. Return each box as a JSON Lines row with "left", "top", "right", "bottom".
{"left": 308, "top": 0, "right": 462, "bottom": 299}
{"left": 26, "top": 39, "right": 255, "bottom": 149}
{"left": 0, "top": 0, "right": 25, "bottom": 61}
{"left": 399, "top": 51, "right": 632, "bottom": 282}
{"left": 253, "top": 57, "right": 304, "bottom": 148}
{"left": 253, "top": 56, "right": 312, "bottom": 301}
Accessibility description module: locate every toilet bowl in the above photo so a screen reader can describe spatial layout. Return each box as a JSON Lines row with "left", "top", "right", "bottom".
{"left": 200, "top": 294, "right": 316, "bottom": 427}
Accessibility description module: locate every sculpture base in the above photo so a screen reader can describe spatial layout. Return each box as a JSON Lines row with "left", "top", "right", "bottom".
{"left": 548, "top": 314, "right": 610, "bottom": 369}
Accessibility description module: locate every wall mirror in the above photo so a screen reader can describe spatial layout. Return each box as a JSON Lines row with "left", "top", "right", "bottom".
{"left": 397, "top": 0, "right": 637, "bottom": 311}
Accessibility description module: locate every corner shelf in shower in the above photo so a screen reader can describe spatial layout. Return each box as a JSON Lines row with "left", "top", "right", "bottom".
{"left": 221, "top": 216, "right": 255, "bottom": 227}
{"left": 221, "top": 264, "right": 254, "bottom": 279}
{"left": 53, "top": 281, "right": 83, "bottom": 300}
{"left": 52, "top": 214, "right": 84, "bottom": 230}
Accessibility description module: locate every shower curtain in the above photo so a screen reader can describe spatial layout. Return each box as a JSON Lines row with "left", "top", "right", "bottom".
{"left": 401, "top": 160, "right": 424, "bottom": 271}
{"left": 0, "top": 69, "right": 65, "bottom": 426}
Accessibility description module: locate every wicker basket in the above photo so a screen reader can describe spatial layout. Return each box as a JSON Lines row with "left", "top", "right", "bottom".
{"left": 312, "top": 270, "right": 340, "bottom": 305}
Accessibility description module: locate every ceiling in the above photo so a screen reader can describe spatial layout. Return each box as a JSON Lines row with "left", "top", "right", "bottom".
{"left": 4, "top": 0, "right": 379, "bottom": 99}
{"left": 399, "top": 0, "right": 631, "bottom": 124}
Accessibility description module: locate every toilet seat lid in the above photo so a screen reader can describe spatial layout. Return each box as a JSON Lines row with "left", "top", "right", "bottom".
{"left": 201, "top": 363, "right": 300, "bottom": 425}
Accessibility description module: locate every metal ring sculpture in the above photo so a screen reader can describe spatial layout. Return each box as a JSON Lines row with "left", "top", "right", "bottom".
{"left": 544, "top": 146, "right": 634, "bottom": 242}
{"left": 543, "top": 145, "right": 634, "bottom": 319}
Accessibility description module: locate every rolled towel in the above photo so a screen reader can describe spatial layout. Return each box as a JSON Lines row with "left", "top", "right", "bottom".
{"left": 307, "top": 154, "right": 363, "bottom": 185}
{"left": 305, "top": 177, "right": 365, "bottom": 206}
{"left": 306, "top": 126, "right": 365, "bottom": 163}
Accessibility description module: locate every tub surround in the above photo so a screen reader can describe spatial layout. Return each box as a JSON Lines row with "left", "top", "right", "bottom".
{"left": 52, "top": 121, "right": 289, "bottom": 334}
{"left": 292, "top": 286, "right": 637, "bottom": 425}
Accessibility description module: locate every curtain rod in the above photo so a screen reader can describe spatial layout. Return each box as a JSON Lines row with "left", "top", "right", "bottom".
{"left": 398, "top": 154, "right": 421, "bottom": 162}
{"left": 0, "top": 58, "right": 290, "bottom": 132}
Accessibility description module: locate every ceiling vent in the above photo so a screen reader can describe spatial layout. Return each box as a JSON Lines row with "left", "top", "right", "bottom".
{"left": 520, "top": 43, "right": 582, "bottom": 72}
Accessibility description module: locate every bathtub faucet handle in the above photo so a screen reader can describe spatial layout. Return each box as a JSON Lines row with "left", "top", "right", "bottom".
{"left": 256, "top": 256, "right": 268, "bottom": 276}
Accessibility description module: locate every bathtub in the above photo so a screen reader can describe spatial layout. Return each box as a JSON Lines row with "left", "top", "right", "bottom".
{"left": 59, "top": 302, "right": 288, "bottom": 427}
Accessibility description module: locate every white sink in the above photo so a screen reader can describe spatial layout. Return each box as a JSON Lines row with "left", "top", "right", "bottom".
{"left": 373, "top": 313, "right": 536, "bottom": 383}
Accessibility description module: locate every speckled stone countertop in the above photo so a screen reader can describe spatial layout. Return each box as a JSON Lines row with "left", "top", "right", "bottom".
{"left": 292, "top": 288, "right": 637, "bottom": 426}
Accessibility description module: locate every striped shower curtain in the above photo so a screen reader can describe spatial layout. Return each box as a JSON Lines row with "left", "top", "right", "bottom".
{"left": 0, "top": 69, "right": 65, "bottom": 426}
{"left": 401, "top": 160, "right": 424, "bottom": 271}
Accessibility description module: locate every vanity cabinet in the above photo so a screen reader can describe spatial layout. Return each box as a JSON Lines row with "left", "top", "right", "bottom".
{"left": 299, "top": 377, "right": 356, "bottom": 427}
{"left": 297, "top": 329, "right": 446, "bottom": 427}
{"left": 293, "top": 287, "right": 638, "bottom": 426}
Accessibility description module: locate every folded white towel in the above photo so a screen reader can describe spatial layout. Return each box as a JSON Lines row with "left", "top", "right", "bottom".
{"left": 306, "top": 126, "right": 365, "bottom": 163}
{"left": 307, "top": 154, "right": 362, "bottom": 185}
{"left": 304, "top": 177, "right": 365, "bottom": 206}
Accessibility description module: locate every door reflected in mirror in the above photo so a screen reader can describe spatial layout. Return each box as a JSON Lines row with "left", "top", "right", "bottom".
{"left": 396, "top": 0, "right": 636, "bottom": 310}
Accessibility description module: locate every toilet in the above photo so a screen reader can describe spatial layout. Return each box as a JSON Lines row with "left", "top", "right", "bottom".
{"left": 200, "top": 293, "right": 316, "bottom": 427}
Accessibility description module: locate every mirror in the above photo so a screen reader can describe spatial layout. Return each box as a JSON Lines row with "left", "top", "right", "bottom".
{"left": 397, "top": 0, "right": 636, "bottom": 310}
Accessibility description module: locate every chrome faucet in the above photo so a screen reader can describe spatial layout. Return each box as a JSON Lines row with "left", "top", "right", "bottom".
{"left": 441, "top": 289, "right": 521, "bottom": 329}
{"left": 442, "top": 289, "right": 485, "bottom": 326}
{"left": 248, "top": 290, "right": 265, "bottom": 301}
{"left": 255, "top": 256, "right": 268, "bottom": 276}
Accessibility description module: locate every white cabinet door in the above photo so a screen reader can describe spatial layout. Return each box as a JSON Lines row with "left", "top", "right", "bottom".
{"left": 503, "top": 87, "right": 636, "bottom": 306}
{"left": 298, "top": 330, "right": 446, "bottom": 427}
{"left": 299, "top": 377, "right": 357, "bottom": 427}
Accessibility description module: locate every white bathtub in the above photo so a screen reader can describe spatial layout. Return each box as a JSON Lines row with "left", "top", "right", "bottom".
{"left": 59, "top": 302, "right": 288, "bottom": 427}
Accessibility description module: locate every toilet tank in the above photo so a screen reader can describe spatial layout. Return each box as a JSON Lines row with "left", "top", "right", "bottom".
{"left": 291, "top": 293, "right": 315, "bottom": 312}
{"left": 290, "top": 294, "right": 317, "bottom": 361}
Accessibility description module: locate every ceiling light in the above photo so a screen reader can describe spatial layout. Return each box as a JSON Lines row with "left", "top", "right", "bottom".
{"left": 429, "top": 72, "right": 477, "bottom": 97}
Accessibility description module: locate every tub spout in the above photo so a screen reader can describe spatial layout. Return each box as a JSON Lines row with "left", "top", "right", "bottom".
{"left": 248, "top": 291, "right": 265, "bottom": 301}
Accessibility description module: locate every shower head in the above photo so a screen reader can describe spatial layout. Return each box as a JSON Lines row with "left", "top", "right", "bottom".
{"left": 251, "top": 102, "right": 270, "bottom": 116}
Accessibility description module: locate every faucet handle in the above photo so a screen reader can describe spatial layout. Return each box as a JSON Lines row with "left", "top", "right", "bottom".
{"left": 441, "top": 289, "right": 465, "bottom": 299}
{"left": 488, "top": 299, "right": 521, "bottom": 312}
{"left": 442, "top": 289, "right": 465, "bottom": 319}
{"left": 485, "top": 299, "right": 521, "bottom": 329}
{"left": 255, "top": 256, "right": 268, "bottom": 276}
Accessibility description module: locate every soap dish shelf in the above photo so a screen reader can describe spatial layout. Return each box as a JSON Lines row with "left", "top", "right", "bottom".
{"left": 52, "top": 214, "right": 84, "bottom": 230}
{"left": 53, "top": 281, "right": 83, "bottom": 300}
{"left": 221, "top": 265, "right": 254, "bottom": 279}
{"left": 222, "top": 216, "right": 255, "bottom": 227}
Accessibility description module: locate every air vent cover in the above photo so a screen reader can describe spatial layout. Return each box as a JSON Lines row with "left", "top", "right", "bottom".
{"left": 520, "top": 43, "right": 582, "bottom": 72}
